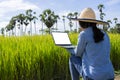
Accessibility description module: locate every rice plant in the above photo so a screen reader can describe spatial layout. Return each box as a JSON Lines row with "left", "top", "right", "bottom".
{"left": 0, "top": 35, "right": 70, "bottom": 80}
{"left": 109, "top": 34, "right": 120, "bottom": 70}
{"left": 0, "top": 33, "right": 120, "bottom": 80}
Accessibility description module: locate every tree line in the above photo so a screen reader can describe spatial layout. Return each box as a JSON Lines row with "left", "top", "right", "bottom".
{"left": 0, "top": 9, "right": 79, "bottom": 36}
{"left": 97, "top": 4, "right": 120, "bottom": 33}
{"left": 0, "top": 4, "right": 120, "bottom": 36}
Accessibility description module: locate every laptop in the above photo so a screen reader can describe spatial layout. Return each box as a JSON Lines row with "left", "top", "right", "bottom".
{"left": 52, "top": 32, "right": 76, "bottom": 49}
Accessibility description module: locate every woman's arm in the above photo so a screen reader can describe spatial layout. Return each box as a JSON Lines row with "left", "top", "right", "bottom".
{"left": 74, "top": 32, "right": 86, "bottom": 57}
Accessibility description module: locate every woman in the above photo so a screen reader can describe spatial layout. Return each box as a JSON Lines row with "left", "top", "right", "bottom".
{"left": 68, "top": 8, "right": 114, "bottom": 80}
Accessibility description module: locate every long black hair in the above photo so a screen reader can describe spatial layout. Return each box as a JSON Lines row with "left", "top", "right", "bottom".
{"left": 79, "top": 21, "right": 104, "bottom": 43}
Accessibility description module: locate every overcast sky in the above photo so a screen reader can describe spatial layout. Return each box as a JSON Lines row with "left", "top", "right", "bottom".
{"left": 0, "top": 0, "right": 120, "bottom": 32}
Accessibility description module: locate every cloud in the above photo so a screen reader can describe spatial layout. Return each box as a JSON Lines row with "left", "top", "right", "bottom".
{"left": 106, "top": 0, "right": 120, "bottom": 6}
{"left": 0, "top": 0, "right": 39, "bottom": 18}
{"left": 0, "top": 0, "right": 39, "bottom": 13}
{"left": 0, "top": 0, "right": 39, "bottom": 28}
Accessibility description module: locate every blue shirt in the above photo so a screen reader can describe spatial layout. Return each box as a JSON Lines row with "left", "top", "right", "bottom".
{"left": 74, "top": 27, "right": 114, "bottom": 80}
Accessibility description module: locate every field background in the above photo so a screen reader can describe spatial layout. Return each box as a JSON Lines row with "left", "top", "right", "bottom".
{"left": 0, "top": 33, "right": 120, "bottom": 80}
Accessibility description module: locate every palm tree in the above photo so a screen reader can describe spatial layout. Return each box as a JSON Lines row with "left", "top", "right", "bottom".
{"left": 113, "top": 18, "right": 118, "bottom": 25}
{"left": 107, "top": 20, "right": 112, "bottom": 24}
{"left": 74, "top": 12, "right": 78, "bottom": 32}
{"left": 67, "top": 13, "right": 73, "bottom": 20}
{"left": 5, "top": 24, "right": 11, "bottom": 36}
{"left": 24, "top": 16, "right": 29, "bottom": 34}
{"left": 5, "top": 16, "right": 17, "bottom": 36}
{"left": 26, "top": 9, "right": 34, "bottom": 35}
{"left": 67, "top": 13, "right": 74, "bottom": 31}
{"left": 39, "top": 14, "right": 44, "bottom": 35}
{"left": 107, "top": 20, "right": 112, "bottom": 27}
{"left": 11, "top": 19, "right": 16, "bottom": 35}
{"left": 10, "top": 16, "right": 17, "bottom": 35}
{"left": 100, "top": 13, "right": 106, "bottom": 21}
{"left": 97, "top": 4, "right": 105, "bottom": 20}
{"left": 69, "top": 21, "right": 73, "bottom": 31}
{"left": 98, "top": 4, "right": 104, "bottom": 13}
{"left": 100, "top": 12, "right": 106, "bottom": 31}
{"left": 54, "top": 15, "right": 60, "bottom": 31}
{"left": 33, "top": 12, "right": 38, "bottom": 34}
{"left": 40, "top": 9, "right": 58, "bottom": 34}
{"left": 113, "top": 18, "right": 119, "bottom": 33}
{"left": 16, "top": 14, "right": 26, "bottom": 35}
{"left": 62, "top": 15, "right": 66, "bottom": 31}
{"left": 1, "top": 28, "right": 4, "bottom": 36}
{"left": 98, "top": 4, "right": 106, "bottom": 31}
{"left": 17, "top": 24, "right": 21, "bottom": 36}
{"left": 5, "top": 23, "right": 14, "bottom": 36}
{"left": 116, "top": 23, "right": 120, "bottom": 33}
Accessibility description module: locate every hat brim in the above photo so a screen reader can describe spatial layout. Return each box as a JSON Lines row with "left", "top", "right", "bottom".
{"left": 70, "top": 18, "right": 109, "bottom": 25}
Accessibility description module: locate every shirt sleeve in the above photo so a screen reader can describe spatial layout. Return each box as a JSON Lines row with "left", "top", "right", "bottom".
{"left": 74, "top": 32, "right": 86, "bottom": 57}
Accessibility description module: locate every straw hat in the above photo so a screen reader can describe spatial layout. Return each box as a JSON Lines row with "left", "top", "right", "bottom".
{"left": 70, "top": 8, "right": 108, "bottom": 25}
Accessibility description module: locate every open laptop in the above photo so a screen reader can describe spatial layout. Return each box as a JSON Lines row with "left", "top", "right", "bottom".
{"left": 52, "top": 32, "right": 76, "bottom": 49}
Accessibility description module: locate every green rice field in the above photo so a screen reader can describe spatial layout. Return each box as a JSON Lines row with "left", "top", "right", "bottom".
{"left": 0, "top": 33, "right": 120, "bottom": 80}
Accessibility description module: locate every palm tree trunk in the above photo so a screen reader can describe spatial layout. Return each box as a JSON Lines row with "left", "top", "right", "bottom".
{"left": 56, "top": 22, "right": 58, "bottom": 31}
{"left": 9, "top": 31, "right": 10, "bottom": 37}
{"left": 12, "top": 30, "right": 14, "bottom": 36}
{"left": 30, "top": 21, "right": 32, "bottom": 36}
{"left": 21, "top": 25, "right": 23, "bottom": 36}
{"left": 49, "top": 28, "right": 51, "bottom": 34}
{"left": 15, "top": 25, "right": 16, "bottom": 36}
{"left": 41, "top": 22, "right": 43, "bottom": 35}
{"left": 70, "top": 27, "right": 72, "bottom": 32}
{"left": 76, "top": 21, "right": 77, "bottom": 32}
{"left": 34, "top": 22, "right": 36, "bottom": 34}
{"left": 24, "top": 26, "right": 27, "bottom": 35}
{"left": 63, "top": 21, "right": 66, "bottom": 31}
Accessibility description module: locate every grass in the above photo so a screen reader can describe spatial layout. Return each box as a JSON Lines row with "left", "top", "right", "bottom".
{"left": 0, "top": 33, "right": 120, "bottom": 80}
{"left": 0, "top": 35, "right": 70, "bottom": 80}
{"left": 109, "top": 34, "right": 120, "bottom": 70}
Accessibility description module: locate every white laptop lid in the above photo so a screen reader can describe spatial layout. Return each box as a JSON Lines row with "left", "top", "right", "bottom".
{"left": 52, "top": 32, "right": 71, "bottom": 46}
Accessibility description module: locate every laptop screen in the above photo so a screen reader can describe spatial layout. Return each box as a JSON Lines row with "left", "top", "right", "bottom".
{"left": 52, "top": 32, "right": 71, "bottom": 45}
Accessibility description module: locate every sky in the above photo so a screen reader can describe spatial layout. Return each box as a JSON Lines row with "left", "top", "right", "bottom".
{"left": 0, "top": 0, "right": 120, "bottom": 34}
